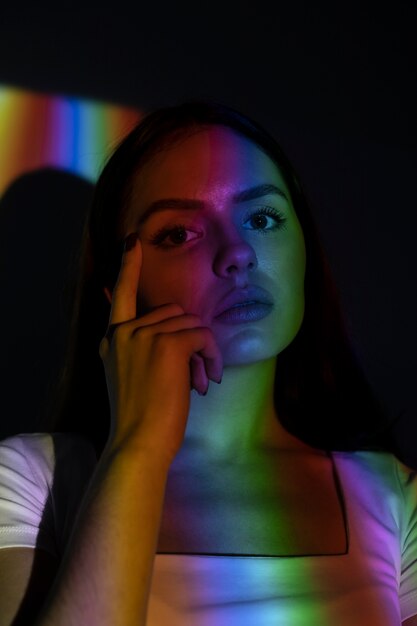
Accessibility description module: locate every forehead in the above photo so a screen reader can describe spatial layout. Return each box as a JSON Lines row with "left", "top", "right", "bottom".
{"left": 128, "top": 126, "right": 290, "bottom": 210}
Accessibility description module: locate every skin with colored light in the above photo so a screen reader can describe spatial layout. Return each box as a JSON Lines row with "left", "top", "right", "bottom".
{"left": 105, "top": 126, "right": 309, "bottom": 464}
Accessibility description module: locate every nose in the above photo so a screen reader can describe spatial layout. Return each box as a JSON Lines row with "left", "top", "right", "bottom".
{"left": 213, "top": 237, "right": 258, "bottom": 281}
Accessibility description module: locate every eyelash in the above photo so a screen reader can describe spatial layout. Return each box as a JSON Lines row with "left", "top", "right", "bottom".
{"left": 147, "top": 206, "right": 287, "bottom": 247}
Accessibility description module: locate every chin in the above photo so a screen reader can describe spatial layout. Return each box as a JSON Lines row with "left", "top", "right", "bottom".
{"left": 218, "top": 331, "right": 285, "bottom": 367}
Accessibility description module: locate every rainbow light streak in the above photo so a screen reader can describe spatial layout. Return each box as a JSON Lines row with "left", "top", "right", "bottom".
{"left": 146, "top": 452, "right": 406, "bottom": 624}
{"left": 1, "top": 89, "right": 413, "bottom": 625}
{"left": 0, "top": 85, "right": 142, "bottom": 196}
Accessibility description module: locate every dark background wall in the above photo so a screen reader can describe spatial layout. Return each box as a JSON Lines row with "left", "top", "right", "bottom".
{"left": 0, "top": 3, "right": 416, "bottom": 464}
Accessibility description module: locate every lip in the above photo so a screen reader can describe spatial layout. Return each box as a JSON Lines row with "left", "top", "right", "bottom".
{"left": 214, "top": 302, "right": 273, "bottom": 324}
{"left": 213, "top": 285, "right": 274, "bottom": 319}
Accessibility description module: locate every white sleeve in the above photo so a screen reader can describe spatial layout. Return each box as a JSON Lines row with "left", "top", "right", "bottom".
{"left": 396, "top": 457, "right": 417, "bottom": 622}
{"left": 0, "top": 433, "right": 57, "bottom": 557}
{"left": 0, "top": 432, "right": 97, "bottom": 560}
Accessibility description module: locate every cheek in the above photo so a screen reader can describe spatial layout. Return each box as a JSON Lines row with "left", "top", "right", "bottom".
{"left": 136, "top": 252, "right": 209, "bottom": 315}
{"left": 266, "top": 227, "right": 306, "bottom": 282}
{"left": 266, "top": 231, "right": 306, "bottom": 314}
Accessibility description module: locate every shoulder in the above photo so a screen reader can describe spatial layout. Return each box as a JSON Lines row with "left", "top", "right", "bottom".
{"left": 331, "top": 447, "right": 410, "bottom": 477}
{"left": 0, "top": 432, "right": 97, "bottom": 488}
{"left": 0, "top": 432, "right": 98, "bottom": 556}
{"left": 0, "top": 433, "right": 55, "bottom": 488}
{"left": 0, "top": 431, "right": 97, "bottom": 457}
{"left": 331, "top": 448, "right": 416, "bottom": 508}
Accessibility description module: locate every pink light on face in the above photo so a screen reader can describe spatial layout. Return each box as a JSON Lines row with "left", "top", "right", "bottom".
{"left": 0, "top": 84, "right": 142, "bottom": 196}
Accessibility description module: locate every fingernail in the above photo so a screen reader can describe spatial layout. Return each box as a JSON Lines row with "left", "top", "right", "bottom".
{"left": 124, "top": 232, "right": 138, "bottom": 252}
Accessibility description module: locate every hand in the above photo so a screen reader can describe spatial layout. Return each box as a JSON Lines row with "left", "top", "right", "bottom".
{"left": 99, "top": 233, "right": 223, "bottom": 466}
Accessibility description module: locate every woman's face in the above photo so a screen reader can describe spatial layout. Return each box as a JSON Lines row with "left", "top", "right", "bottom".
{"left": 122, "top": 126, "right": 306, "bottom": 366}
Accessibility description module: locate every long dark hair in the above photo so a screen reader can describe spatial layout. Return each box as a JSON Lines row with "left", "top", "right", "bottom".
{"left": 41, "top": 100, "right": 399, "bottom": 458}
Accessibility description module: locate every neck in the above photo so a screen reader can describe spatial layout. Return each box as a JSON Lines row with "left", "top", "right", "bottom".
{"left": 179, "top": 357, "right": 309, "bottom": 466}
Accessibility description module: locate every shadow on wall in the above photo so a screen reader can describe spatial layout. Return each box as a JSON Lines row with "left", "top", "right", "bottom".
{"left": 0, "top": 168, "right": 94, "bottom": 440}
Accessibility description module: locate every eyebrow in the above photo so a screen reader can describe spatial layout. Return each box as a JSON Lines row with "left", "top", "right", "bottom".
{"left": 136, "top": 183, "right": 288, "bottom": 226}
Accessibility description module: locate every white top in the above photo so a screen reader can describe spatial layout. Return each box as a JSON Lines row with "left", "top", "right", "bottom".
{"left": 1, "top": 432, "right": 417, "bottom": 625}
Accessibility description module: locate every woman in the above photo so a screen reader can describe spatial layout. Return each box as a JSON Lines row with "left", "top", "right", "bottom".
{"left": 0, "top": 101, "right": 416, "bottom": 625}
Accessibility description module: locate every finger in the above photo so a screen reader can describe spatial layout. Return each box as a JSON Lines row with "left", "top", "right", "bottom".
{"left": 133, "top": 315, "right": 222, "bottom": 385}
{"left": 179, "top": 328, "right": 223, "bottom": 387}
{"left": 103, "top": 306, "right": 197, "bottom": 354}
{"left": 102, "top": 306, "right": 193, "bottom": 357}
{"left": 196, "top": 332, "right": 223, "bottom": 386}
{"left": 130, "top": 303, "right": 185, "bottom": 329}
{"left": 108, "top": 233, "right": 141, "bottom": 326}
{"left": 190, "top": 353, "right": 209, "bottom": 395}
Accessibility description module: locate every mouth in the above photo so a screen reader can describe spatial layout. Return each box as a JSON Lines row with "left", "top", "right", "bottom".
{"left": 212, "top": 285, "right": 274, "bottom": 324}
{"left": 214, "top": 300, "right": 273, "bottom": 324}
{"left": 229, "top": 300, "right": 258, "bottom": 308}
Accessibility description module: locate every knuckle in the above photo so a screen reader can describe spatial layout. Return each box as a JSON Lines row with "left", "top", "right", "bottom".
{"left": 109, "top": 324, "right": 121, "bottom": 342}
{"left": 153, "top": 332, "right": 168, "bottom": 350}
{"left": 98, "top": 337, "right": 109, "bottom": 359}
{"left": 104, "top": 323, "right": 124, "bottom": 345}
{"left": 132, "top": 323, "right": 151, "bottom": 342}
{"left": 153, "top": 332, "right": 177, "bottom": 354}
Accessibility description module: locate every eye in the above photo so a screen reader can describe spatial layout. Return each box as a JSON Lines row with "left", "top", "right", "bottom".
{"left": 148, "top": 224, "right": 202, "bottom": 247}
{"left": 242, "top": 206, "right": 287, "bottom": 233}
{"left": 147, "top": 207, "right": 287, "bottom": 248}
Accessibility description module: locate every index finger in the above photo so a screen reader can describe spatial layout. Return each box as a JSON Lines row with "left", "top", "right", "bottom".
{"left": 108, "top": 232, "right": 142, "bottom": 326}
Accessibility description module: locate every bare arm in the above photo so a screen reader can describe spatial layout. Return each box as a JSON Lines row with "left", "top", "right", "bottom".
{"left": 35, "top": 443, "right": 169, "bottom": 626}
{"left": 34, "top": 234, "right": 222, "bottom": 625}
